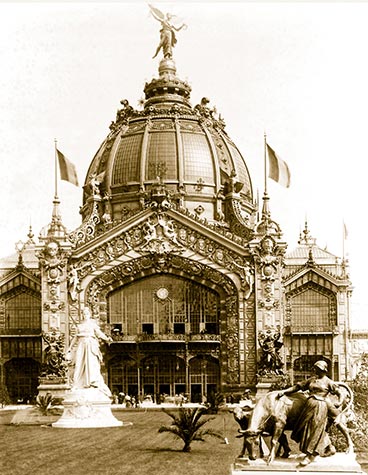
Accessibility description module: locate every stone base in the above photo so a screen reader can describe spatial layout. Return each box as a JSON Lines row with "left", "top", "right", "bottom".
{"left": 38, "top": 378, "right": 70, "bottom": 400}
{"left": 231, "top": 453, "right": 364, "bottom": 474}
{"left": 52, "top": 388, "right": 127, "bottom": 428}
{"left": 11, "top": 406, "right": 62, "bottom": 425}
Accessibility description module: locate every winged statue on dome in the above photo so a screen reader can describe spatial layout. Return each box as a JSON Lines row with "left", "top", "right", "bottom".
{"left": 149, "top": 4, "right": 187, "bottom": 60}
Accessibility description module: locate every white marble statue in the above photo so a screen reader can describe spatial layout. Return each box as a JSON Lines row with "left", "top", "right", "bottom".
{"left": 67, "top": 307, "right": 112, "bottom": 396}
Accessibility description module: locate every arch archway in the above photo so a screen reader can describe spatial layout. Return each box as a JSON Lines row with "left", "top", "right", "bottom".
{"left": 85, "top": 254, "right": 241, "bottom": 392}
{"left": 4, "top": 357, "right": 40, "bottom": 403}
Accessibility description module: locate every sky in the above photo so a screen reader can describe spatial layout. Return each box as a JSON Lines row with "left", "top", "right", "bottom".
{"left": 0, "top": 1, "right": 367, "bottom": 328}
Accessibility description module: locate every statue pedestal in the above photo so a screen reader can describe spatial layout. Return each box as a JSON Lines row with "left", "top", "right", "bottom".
{"left": 38, "top": 377, "right": 70, "bottom": 399}
{"left": 231, "top": 453, "right": 364, "bottom": 475}
{"left": 256, "top": 375, "right": 285, "bottom": 399}
{"left": 52, "top": 388, "right": 125, "bottom": 428}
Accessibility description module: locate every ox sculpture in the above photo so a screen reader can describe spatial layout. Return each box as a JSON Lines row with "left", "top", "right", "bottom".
{"left": 236, "top": 383, "right": 354, "bottom": 464}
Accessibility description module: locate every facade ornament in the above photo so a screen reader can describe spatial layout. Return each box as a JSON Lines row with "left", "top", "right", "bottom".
{"left": 224, "top": 295, "right": 240, "bottom": 384}
{"left": 39, "top": 241, "right": 64, "bottom": 285}
{"left": 89, "top": 171, "right": 105, "bottom": 199}
{"left": 102, "top": 193, "right": 113, "bottom": 226}
{"left": 194, "top": 178, "right": 204, "bottom": 192}
{"left": 68, "top": 202, "right": 101, "bottom": 247}
{"left": 226, "top": 169, "right": 244, "bottom": 194}
{"left": 257, "top": 327, "right": 284, "bottom": 376}
{"left": 115, "top": 99, "right": 135, "bottom": 125}
{"left": 252, "top": 236, "right": 284, "bottom": 280}
{"left": 68, "top": 265, "right": 81, "bottom": 302}
{"left": 147, "top": 174, "right": 172, "bottom": 210}
{"left": 43, "top": 301, "right": 65, "bottom": 313}
{"left": 193, "top": 97, "right": 226, "bottom": 131}
{"left": 194, "top": 97, "right": 216, "bottom": 119}
{"left": 41, "top": 330, "right": 68, "bottom": 378}
{"left": 232, "top": 259, "right": 254, "bottom": 298}
{"left": 140, "top": 212, "right": 183, "bottom": 255}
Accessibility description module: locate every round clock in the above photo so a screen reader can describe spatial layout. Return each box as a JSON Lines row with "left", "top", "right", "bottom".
{"left": 156, "top": 287, "right": 169, "bottom": 300}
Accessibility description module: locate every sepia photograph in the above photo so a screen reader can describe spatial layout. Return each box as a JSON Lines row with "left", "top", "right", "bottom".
{"left": 1, "top": 2, "right": 368, "bottom": 474}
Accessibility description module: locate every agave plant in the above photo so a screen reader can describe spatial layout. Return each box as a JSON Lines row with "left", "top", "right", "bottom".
{"left": 158, "top": 406, "right": 223, "bottom": 452}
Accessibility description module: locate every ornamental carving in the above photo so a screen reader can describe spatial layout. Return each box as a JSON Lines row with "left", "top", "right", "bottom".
{"left": 258, "top": 280, "right": 279, "bottom": 310}
{"left": 224, "top": 198, "right": 254, "bottom": 241}
{"left": 223, "top": 295, "right": 240, "bottom": 384}
{"left": 43, "top": 301, "right": 65, "bottom": 313}
{"left": 38, "top": 241, "right": 65, "bottom": 284}
{"left": 68, "top": 265, "right": 81, "bottom": 302}
{"left": 175, "top": 223, "right": 253, "bottom": 294}
{"left": 68, "top": 202, "right": 101, "bottom": 247}
{"left": 41, "top": 330, "right": 67, "bottom": 379}
{"left": 71, "top": 215, "right": 253, "bottom": 291}
{"left": 257, "top": 328, "right": 284, "bottom": 376}
{"left": 194, "top": 97, "right": 226, "bottom": 131}
{"left": 251, "top": 236, "right": 285, "bottom": 280}
{"left": 139, "top": 213, "right": 184, "bottom": 255}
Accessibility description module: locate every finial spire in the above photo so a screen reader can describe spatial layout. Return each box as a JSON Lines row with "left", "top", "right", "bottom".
{"left": 27, "top": 224, "right": 35, "bottom": 243}
{"left": 298, "top": 219, "right": 316, "bottom": 246}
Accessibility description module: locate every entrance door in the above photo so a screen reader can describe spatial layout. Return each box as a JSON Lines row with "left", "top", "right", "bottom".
{"left": 159, "top": 384, "right": 170, "bottom": 395}
{"left": 191, "top": 384, "right": 202, "bottom": 403}
{"left": 144, "top": 384, "right": 154, "bottom": 397}
{"left": 5, "top": 358, "right": 40, "bottom": 403}
{"left": 207, "top": 383, "right": 217, "bottom": 399}
{"left": 175, "top": 384, "right": 186, "bottom": 395}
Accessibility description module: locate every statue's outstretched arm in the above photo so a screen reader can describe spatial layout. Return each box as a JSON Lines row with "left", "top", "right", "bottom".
{"left": 173, "top": 23, "right": 187, "bottom": 32}
{"left": 94, "top": 326, "right": 113, "bottom": 343}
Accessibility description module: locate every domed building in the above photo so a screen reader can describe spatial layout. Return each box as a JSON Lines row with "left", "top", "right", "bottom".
{"left": 0, "top": 23, "right": 353, "bottom": 403}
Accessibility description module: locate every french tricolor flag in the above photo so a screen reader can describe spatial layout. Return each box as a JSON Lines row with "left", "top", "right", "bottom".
{"left": 267, "top": 143, "right": 291, "bottom": 188}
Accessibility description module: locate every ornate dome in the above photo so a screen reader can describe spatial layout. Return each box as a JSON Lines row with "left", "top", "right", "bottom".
{"left": 81, "top": 58, "right": 255, "bottom": 231}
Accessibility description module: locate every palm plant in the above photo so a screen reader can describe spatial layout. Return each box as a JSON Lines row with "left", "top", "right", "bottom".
{"left": 158, "top": 406, "right": 223, "bottom": 452}
{"left": 35, "top": 392, "right": 59, "bottom": 416}
{"left": 206, "top": 391, "right": 225, "bottom": 414}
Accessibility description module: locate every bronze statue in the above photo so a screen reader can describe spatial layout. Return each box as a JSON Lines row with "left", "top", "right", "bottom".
{"left": 242, "top": 362, "right": 354, "bottom": 465}
{"left": 149, "top": 4, "right": 187, "bottom": 60}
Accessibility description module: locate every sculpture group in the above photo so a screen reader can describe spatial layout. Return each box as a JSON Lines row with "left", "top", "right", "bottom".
{"left": 234, "top": 361, "right": 355, "bottom": 467}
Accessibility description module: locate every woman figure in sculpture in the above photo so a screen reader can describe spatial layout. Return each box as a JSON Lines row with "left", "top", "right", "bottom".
{"left": 277, "top": 360, "right": 345, "bottom": 466}
{"left": 149, "top": 4, "right": 187, "bottom": 60}
{"left": 67, "top": 306, "right": 112, "bottom": 396}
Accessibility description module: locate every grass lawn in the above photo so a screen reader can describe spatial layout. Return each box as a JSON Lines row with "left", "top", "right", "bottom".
{"left": 2, "top": 408, "right": 241, "bottom": 475}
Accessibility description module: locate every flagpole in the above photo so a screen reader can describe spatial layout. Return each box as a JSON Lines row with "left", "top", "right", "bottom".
{"left": 54, "top": 138, "right": 58, "bottom": 199}
{"left": 264, "top": 132, "right": 267, "bottom": 195}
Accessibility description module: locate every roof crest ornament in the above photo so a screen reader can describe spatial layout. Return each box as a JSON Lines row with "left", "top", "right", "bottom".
{"left": 149, "top": 4, "right": 187, "bottom": 60}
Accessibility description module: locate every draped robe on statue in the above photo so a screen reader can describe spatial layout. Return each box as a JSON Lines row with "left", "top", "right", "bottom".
{"left": 69, "top": 310, "right": 111, "bottom": 396}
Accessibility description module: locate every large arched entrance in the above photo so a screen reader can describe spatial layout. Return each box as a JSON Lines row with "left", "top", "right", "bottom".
{"left": 4, "top": 358, "right": 40, "bottom": 403}
{"left": 86, "top": 254, "right": 240, "bottom": 397}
